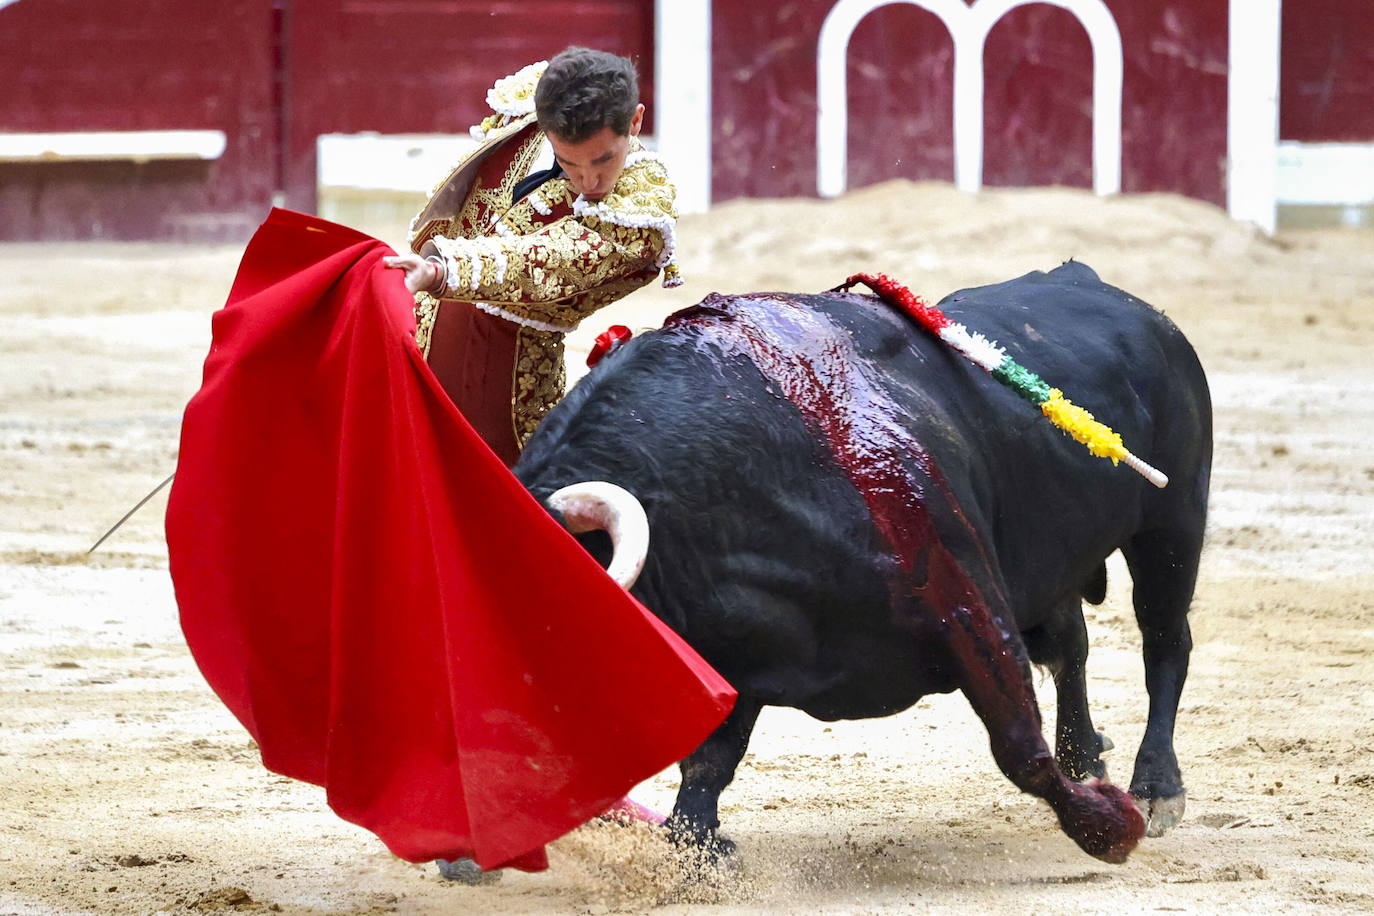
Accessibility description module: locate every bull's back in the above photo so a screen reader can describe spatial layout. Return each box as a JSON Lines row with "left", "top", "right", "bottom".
{"left": 818, "top": 261, "right": 1211, "bottom": 620}
{"left": 518, "top": 262, "right": 1210, "bottom": 706}
{"left": 932, "top": 260, "right": 1210, "bottom": 520}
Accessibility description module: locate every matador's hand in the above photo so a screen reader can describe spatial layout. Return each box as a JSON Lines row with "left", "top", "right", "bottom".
{"left": 383, "top": 253, "right": 444, "bottom": 295}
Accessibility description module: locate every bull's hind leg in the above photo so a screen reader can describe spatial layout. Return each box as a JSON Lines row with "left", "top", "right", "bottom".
{"left": 667, "top": 696, "right": 762, "bottom": 858}
{"left": 1024, "top": 596, "right": 1110, "bottom": 782}
{"left": 1121, "top": 526, "right": 1203, "bottom": 837}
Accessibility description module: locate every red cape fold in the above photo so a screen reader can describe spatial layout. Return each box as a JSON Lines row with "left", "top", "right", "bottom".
{"left": 166, "top": 208, "right": 736, "bottom": 871}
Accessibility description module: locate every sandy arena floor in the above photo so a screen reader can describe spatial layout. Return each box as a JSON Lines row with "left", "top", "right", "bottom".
{"left": 2, "top": 183, "right": 1372, "bottom": 914}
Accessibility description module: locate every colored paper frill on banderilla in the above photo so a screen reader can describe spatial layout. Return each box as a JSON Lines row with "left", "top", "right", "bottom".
{"left": 166, "top": 208, "right": 736, "bottom": 871}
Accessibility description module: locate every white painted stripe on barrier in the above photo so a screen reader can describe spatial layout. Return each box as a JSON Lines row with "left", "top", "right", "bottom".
{"left": 0, "top": 130, "right": 227, "bottom": 162}
{"left": 656, "top": 0, "right": 713, "bottom": 214}
{"left": 1227, "top": 0, "right": 1281, "bottom": 234}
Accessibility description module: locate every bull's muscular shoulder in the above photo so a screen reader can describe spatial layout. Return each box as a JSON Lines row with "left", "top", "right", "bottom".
{"left": 1049, "top": 259, "right": 1101, "bottom": 283}
{"left": 945, "top": 260, "right": 1100, "bottom": 303}
{"left": 940, "top": 260, "right": 1165, "bottom": 333}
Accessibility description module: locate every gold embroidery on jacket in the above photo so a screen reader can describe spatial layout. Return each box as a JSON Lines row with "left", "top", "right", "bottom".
{"left": 444, "top": 218, "right": 664, "bottom": 327}
{"left": 455, "top": 129, "right": 548, "bottom": 237}
{"left": 512, "top": 326, "right": 566, "bottom": 448}
{"left": 413, "top": 292, "right": 439, "bottom": 359}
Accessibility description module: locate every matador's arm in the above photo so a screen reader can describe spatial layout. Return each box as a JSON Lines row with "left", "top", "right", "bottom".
{"left": 421, "top": 150, "right": 682, "bottom": 326}
{"left": 428, "top": 215, "right": 666, "bottom": 311}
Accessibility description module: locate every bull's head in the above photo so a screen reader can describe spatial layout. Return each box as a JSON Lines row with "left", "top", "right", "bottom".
{"left": 545, "top": 482, "right": 649, "bottom": 590}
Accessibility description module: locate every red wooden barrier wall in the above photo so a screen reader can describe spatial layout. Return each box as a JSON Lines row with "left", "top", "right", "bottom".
{"left": 283, "top": 0, "right": 655, "bottom": 212}
{"left": 0, "top": 0, "right": 653, "bottom": 241}
{"left": 711, "top": 1, "right": 1231, "bottom": 205}
{"left": 0, "top": 0, "right": 277, "bottom": 240}
{"left": 1, "top": 1, "right": 1371, "bottom": 240}
{"left": 1280, "top": 0, "right": 1374, "bottom": 143}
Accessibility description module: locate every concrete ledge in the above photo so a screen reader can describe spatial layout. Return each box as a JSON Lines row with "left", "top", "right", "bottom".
{"left": 0, "top": 130, "right": 227, "bottom": 162}
{"left": 316, "top": 130, "right": 657, "bottom": 195}
{"left": 317, "top": 187, "right": 426, "bottom": 245}
{"left": 317, "top": 133, "right": 481, "bottom": 194}
{"left": 1276, "top": 142, "right": 1374, "bottom": 229}
{"left": 1277, "top": 142, "right": 1374, "bottom": 206}
{"left": 316, "top": 131, "right": 634, "bottom": 241}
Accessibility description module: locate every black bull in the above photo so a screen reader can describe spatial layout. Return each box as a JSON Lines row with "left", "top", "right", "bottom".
{"left": 515, "top": 261, "right": 1212, "bottom": 863}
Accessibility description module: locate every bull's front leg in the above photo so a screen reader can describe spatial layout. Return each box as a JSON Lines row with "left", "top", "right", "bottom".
{"left": 667, "top": 696, "right": 762, "bottom": 859}
{"left": 927, "top": 585, "right": 1145, "bottom": 862}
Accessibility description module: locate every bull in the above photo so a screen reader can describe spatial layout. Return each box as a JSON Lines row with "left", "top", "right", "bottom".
{"left": 517, "top": 261, "right": 1211, "bottom": 864}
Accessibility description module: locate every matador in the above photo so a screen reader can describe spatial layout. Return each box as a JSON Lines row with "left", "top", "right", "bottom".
{"left": 387, "top": 50, "right": 681, "bottom": 465}
{"left": 167, "top": 48, "right": 733, "bottom": 879}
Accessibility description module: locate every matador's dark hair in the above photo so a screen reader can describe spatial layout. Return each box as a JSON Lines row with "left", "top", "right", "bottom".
{"left": 535, "top": 47, "right": 639, "bottom": 143}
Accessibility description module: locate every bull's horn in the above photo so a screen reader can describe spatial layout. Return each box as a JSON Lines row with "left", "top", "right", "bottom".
{"left": 546, "top": 481, "right": 649, "bottom": 590}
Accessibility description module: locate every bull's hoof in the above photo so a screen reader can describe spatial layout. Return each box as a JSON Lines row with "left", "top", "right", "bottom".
{"left": 666, "top": 822, "right": 740, "bottom": 870}
{"left": 707, "top": 833, "right": 738, "bottom": 862}
{"left": 684, "top": 834, "right": 742, "bottom": 879}
{"left": 1132, "top": 790, "right": 1186, "bottom": 837}
{"left": 1059, "top": 731, "right": 1114, "bottom": 782}
{"left": 1082, "top": 731, "right": 1114, "bottom": 781}
{"left": 1074, "top": 757, "right": 1108, "bottom": 782}
{"left": 436, "top": 857, "right": 502, "bottom": 885}
{"left": 678, "top": 830, "right": 738, "bottom": 864}
{"left": 1058, "top": 778, "right": 1146, "bottom": 864}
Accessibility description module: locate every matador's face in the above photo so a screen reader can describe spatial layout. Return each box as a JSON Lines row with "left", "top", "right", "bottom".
{"left": 549, "top": 103, "right": 646, "bottom": 202}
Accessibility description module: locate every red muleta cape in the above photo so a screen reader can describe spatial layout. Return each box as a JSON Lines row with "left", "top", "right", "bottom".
{"left": 166, "top": 209, "right": 736, "bottom": 871}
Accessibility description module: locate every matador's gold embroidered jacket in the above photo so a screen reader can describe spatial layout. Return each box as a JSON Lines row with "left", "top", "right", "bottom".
{"left": 407, "top": 61, "right": 681, "bottom": 455}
